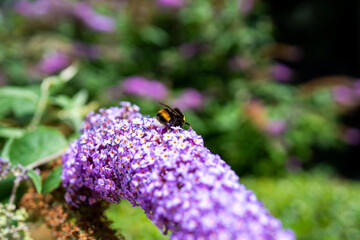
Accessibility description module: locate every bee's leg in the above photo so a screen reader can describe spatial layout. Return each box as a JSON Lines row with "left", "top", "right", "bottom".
{"left": 160, "top": 124, "right": 169, "bottom": 134}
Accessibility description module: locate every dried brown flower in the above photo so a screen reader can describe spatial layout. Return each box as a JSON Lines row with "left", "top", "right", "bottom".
{"left": 20, "top": 180, "right": 123, "bottom": 239}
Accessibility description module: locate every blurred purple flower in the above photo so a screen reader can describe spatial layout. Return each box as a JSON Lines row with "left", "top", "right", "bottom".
{"left": 354, "top": 80, "right": 360, "bottom": 98}
{"left": 157, "top": 0, "right": 185, "bottom": 8}
{"left": 15, "top": 0, "right": 52, "bottom": 17}
{"left": 38, "top": 51, "right": 71, "bottom": 75}
{"left": 73, "top": 42, "right": 101, "bottom": 59}
{"left": 239, "top": 0, "right": 255, "bottom": 15}
{"left": 344, "top": 128, "right": 360, "bottom": 145}
{"left": 266, "top": 120, "right": 287, "bottom": 136}
{"left": 121, "top": 76, "right": 168, "bottom": 100}
{"left": 73, "top": 3, "right": 115, "bottom": 32}
{"left": 272, "top": 64, "right": 292, "bottom": 82}
{"left": 332, "top": 85, "right": 354, "bottom": 105}
{"left": 173, "top": 88, "right": 204, "bottom": 111}
{"left": 179, "top": 42, "right": 207, "bottom": 59}
{"left": 14, "top": 1, "right": 115, "bottom": 33}
{"left": 227, "top": 56, "right": 251, "bottom": 72}
{"left": 62, "top": 102, "right": 295, "bottom": 239}
{"left": 14, "top": 0, "right": 71, "bottom": 17}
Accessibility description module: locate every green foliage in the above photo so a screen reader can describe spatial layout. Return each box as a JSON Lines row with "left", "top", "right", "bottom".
{"left": 8, "top": 127, "right": 67, "bottom": 166}
{"left": 242, "top": 173, "right": 360, "bottom": 240}
{"left": 26, "top": 169, "right": 42, "bottom": 194}
{"left": 106, "top": 200, "right": 169, "bottom": 240}
{"left": 42, "top": 165, "right": 62, "bottom": 194}
{"left": 52, "top": 90, "right": 90, "bottom": 131}
{"left": 0, "top": 1, "right": 357, "bottom": 238}
{"left": 0, "top": 0, "right": 346, "bottom": 176}
{"left": 0, "top": 86, "right": 39, "bottom": 119}
{"left": 0, "top": 177, "right": 15, "bottom": 203}
{"left": 0, "top": 128, "right": 24, "bottom": 138}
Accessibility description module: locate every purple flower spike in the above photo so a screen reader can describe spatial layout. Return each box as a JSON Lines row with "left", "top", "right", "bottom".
{"left": 332, "top": 85, "right": 355, "bottom": 105}
{"left": 62, "top": 102, "right": 295, "bottom": 239}
{"left": 15, "top": 0, "right": 51, "bottom": 17}
{"left": 73, "top": 42, "right": 101, "bottom": 59}
{"left": 121, "top": 76, "right": 168, "bottom": 100}
{"left": 239, "top": 0, "right": 255, "bottom": 15}
{"left": 266, "top": 120, "right": 287, "bottom": 136}
{"left": 272, "top": 64, "right": 292, "bottom": 82}
{"left": 157, "top": 0, "right": 185, "bottom": 9}
{"left": 354, "top": 80, "right": 360, "bottom": 97}
{"left": 173, "top": 88, "right": 204, "bottom": 111}
{"left": 14, "top": 0, "right": 71, "bottom": 18}
{"left": 74, "top": 3, "right": 115, "bottom": 33}
{"left": 38, "top": 51, "right": 71, "bottom": 75}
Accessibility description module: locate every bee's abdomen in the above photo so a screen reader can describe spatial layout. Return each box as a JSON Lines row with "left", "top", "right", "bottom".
{"left": 156, "top": 110, "right": 170, "bottom": 125}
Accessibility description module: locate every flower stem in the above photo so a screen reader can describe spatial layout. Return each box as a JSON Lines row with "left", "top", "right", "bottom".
{"left": 8, "top": 149, "right": 66, "bottom": 205}
{"left": 28, "top": 78, "right": 51, "bottom": 131}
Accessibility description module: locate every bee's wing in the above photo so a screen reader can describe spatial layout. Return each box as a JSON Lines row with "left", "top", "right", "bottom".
{"left": 158, "top": 102, "right": 182, "bottom": 117}
{"left": 173, "top": 108, "right": 184, "bottom": 118}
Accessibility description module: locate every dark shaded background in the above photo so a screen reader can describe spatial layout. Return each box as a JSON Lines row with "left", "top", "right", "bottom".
{"left": 266, "top": 0, "right": 360, "bottom": 179}
{"left": 267, "top": 0, "right": 358, "bottom": 79}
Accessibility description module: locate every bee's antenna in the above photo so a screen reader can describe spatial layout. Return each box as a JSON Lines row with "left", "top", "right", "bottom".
{"left": 158, "top": 102, "right": 172, "bottom": 109}
{"left": 185, "top": 122, "right": 191, "bottom": 128}
{"left": 158, "top": 102, "right": 182, "bottom": 117}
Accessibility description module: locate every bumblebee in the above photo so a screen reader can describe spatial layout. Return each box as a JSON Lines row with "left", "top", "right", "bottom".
{"left": 155, "top": 102, "right": 191, "bottom": 128}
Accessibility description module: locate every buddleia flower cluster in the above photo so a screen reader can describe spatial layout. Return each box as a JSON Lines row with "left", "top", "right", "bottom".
{"left": 61, "top": 102, "right": 295, "bottom": 240}
{"left": 0, "top": 203, "right": 32, "bottom": 240}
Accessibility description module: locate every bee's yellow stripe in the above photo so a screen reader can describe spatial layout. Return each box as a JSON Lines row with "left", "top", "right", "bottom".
{"left": 159, "top": 109, "right": 171, "bottom": 122}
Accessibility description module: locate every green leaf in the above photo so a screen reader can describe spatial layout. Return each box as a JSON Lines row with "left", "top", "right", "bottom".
{"left": 1, "top": 138, "right": 14, "bottom": 159}
{"left": 140, "top": 26, "right": 168, "bottom": 46}
{"left": 0, "top": 177, "right": 15, "bottom": 203}
{"left": 26, "top": 169, "right": 42, "bottom": 193}
{"left": 52, "top": 90, "right": 89, "bottom": 131}
{"left": 72, "top": 90, "right": 88, "bottom": 106}
{"left": 0, "top": 86, "right": 38, "bottom": 100}
{"left": 0, "top": 127, "right": 24, "bottom": 138}
{"left": 0, "top": 86, "right": 39, "bottom": 118}
{"left": 42, "top": 166, "right": 62, "bottom": 194}
{"left": 59, "top": 64, "right": 78, "bottom": 82}
{"left": 52, "top": 95, "right": 71, "bottom": 108}
{"left": 9, "top": 126, "right": 67, "bottom": 166}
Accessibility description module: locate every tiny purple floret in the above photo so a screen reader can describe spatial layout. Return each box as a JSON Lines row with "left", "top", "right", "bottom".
{"left": 61, "top": 102, "right": 295, "bottom": 240}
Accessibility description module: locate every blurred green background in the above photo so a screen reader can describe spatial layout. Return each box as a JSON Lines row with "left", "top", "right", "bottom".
{"left": 0, "top": 0, "right": 359, "bottom": 239}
